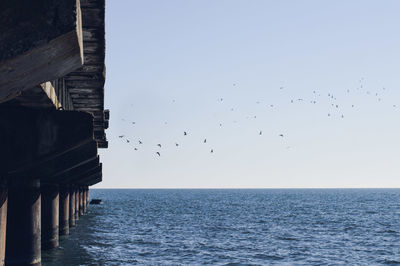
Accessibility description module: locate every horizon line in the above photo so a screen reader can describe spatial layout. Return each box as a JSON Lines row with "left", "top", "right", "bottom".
{"left": 91, "top": 187, "right": 400, "bottom": 189}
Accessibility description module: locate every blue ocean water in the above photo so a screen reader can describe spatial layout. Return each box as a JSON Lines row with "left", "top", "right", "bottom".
{"left": 42, "top": 189, "right": 400, "bottom": 265}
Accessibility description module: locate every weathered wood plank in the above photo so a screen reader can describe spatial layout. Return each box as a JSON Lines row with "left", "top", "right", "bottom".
{"left": 65, "top": 164, "right": 102, "bottom": 184}
{"left": 0, "top": 108, "right": 94, "bottom": 175}
{"left": 85, "top": 174, "right": 102, "bottom": 186}
{"left": 0, "top": 0, "right": 84, "bottom": 103}
{"left": 48, "top": 156, "right": 100, "bottom": 183}
{"left": 82, "top": 8, "right": 104, "bottom": 28}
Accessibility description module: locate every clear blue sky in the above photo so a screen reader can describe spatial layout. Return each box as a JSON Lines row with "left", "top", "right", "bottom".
{"left": 98, "top": 0, "right": 400, "bottom": 188}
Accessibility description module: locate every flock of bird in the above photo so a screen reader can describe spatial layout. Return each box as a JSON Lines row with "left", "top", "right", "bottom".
{"left": 118, "top": 78, "right": 395, "bottom": 157}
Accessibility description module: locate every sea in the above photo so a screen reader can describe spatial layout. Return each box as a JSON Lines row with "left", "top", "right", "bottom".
{"left": 42, "top": 189, "right": 400, "bottom": 265}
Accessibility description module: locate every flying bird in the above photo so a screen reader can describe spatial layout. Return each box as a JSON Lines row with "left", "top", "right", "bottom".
{"left": 156, "top": 152, "right": 161, "bottom": 156}
{"left": 139, "top": 140, "right": 143, "bottom": 144}
{"left": 259, "top": 131, "right": 262, "bottom": 135}
{"left": 157, "top": 144, "right": 162, "bottom": 147}
{"left": 184, "top": 131, "right": 187, "bottom": 136}
{"left": 210, "top": 149, "right": 214, "bottom": 153}
{"left": 279, "top": 134, "right": 284, "bottom": 137}
{"left": 118, "top": 135, "right": 125, "bottom": 138}
{"left": 204, "top": 139, "right": 207, "bottom": 143}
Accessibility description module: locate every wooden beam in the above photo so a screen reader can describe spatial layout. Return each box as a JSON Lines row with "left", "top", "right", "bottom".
{"left": 65, "top": 164, "right": 102, "bottom": 185}
{"left": 0, "top": 107, "right": 94, "bottom": 175}
{"left": 45, "top": 156, "right": 100, "bottom": 183}
{"left": 86, "top": 174, "right": 102, "bottom": 187}
{"left": 7, "top": 140, "right": 98, "bottom": 180}
{"left": 0, "top": 0, "right": 84, "bottom": 103}
{"left": 40, "top": 82, "right": 62, "bottom": 109}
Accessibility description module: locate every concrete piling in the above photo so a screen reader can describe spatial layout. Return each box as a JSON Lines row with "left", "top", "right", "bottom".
{"left": 86, "top": 188, "right": 89, "bottom": 209}
{"left": 5, "top": 179, "right": 41, "bottom": 266}
{"left": 74, "top": 188, "right": 79, "bottom": 221}
{"left": 69, "top": 186, "right": 76, "bottom": 228}
{"left": 83, "top": 187, "right": 87, "bottom": 213}
{"left": 0, "top": 182, "right": 7, "bottom": 266}
{"left": 59, "top": 185, "right": 70, "bottom": 235}
{"left": 41, "top": 184, "right": 59, "bottom": 250}
{"left": 79, "top": 187, "right": 83, "bottom": 216}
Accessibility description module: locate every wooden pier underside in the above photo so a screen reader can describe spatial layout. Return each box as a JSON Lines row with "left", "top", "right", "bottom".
{"left": 0, "top": 0, "right": 108, "bottom": 263}
{"left": 0, "top": 0, "right": 108, "bottom": 188}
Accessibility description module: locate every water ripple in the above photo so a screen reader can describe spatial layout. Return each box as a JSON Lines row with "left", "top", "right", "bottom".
{"left": 43, "top": 189, "right": 400, "bottom": 265}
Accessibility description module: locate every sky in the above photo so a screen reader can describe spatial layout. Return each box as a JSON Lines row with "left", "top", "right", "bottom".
{"left": 97, "top": 0, "right": 400, "bottom": 188}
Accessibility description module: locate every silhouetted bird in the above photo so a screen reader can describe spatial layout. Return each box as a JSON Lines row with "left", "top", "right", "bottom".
{"left": 175, "top": 143, "right": 179, "bottom": 146}
{"left": 210, "top": 149, "right": 214, "bottom": 153}
{"left": 157, "top": 144, "right": 161, "bottom": 147}
{"left": 279, "top": 134, "right": 284, "bottom": 137}
{"left": 259, "top": 131, "right": 262, "bottom": 135}
{"left": 139, "top": 140, "right": 142, "bottom": 144}
{"left": 118, "top": 135, "right": 125, "bottom": 138}
{"left": 156, "top": 152, "right": 160, "bottom": 156}
{"left": 204, "top": 139, "right": 207, "bottom": 143}
{"left": 126, "top": 139, "right": 130, "bottom": 143}
{"left": 184, "top": 131, "right": 187, "bottom": 136}
{"left": 134, "top": 148, "right": 138, "bottom": 151}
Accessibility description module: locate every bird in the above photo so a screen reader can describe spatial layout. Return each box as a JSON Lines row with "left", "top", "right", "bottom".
{"left": 184, "top": 131, "right": 187, "bottom": 136}
{"left": 156, "top": 152, "right": 161, "bottom": 156}
{"left": 175, "top": 143, "right": 179, "bottom": 147}
{"left": 259, "top": 131, "right": 262, "bottom": 135}
{"left": 204, "top": 139, "right": 207, "bottom": 143}
{"left": 157, "top": 144, "right": 162, "bottom": 147}
{"left": 279, "top": 134, "right": 284, "bottom": 137}
{"left": 126, "top": 139, "right": 130, "bottom": 143}
{"left": 139, "top": 140, "right": 143, "bottom": 144}
{"left": 210, "top": 149, "right": 214, "bottom": 153}
{"left": 132, "top": 122, "right": 135, "bottom": 124}
{"left": 118, "top": 135, "right": 125, "bottom": 138}
{"left": 134, "top": 148, "right": 138, "bottom": 151}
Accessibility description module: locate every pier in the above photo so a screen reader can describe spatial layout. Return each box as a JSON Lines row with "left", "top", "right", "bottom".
{"left": 0, "top": 0, "right": 107, "bottom": 265}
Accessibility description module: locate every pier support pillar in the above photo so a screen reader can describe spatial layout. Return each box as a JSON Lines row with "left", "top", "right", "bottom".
{"left": 41, "top": 183, "right": 59, "bottom": 250}
{"left": 79, "top": 187, "right": 83, "bottom": 216}
{"left": 6, "top": 179, "right": 41, "bottom": 266}
{"left": 82, "top": 187, "right": 87, "bottom": 213}
{"left": 74, "top": 187, "right": 79, "bottom": 221}
{"left": 69, "top": 186, "right": 76, "bottom": 228}
{"left": 86, "top": 188, "right": 89, "bottom": 209}
{"left": 0, "top": 181, "right": 7, "bottom": 266}
{"left": 59, "top": 186, "right": 69, "bottom": 235}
